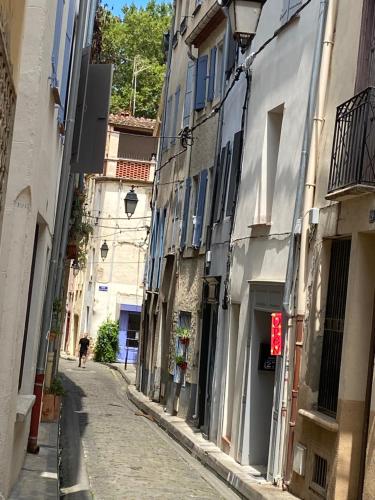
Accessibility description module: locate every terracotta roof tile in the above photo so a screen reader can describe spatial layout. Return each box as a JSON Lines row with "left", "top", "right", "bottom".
{"left": 109, "top": 112, "right": 156, "bottom": 131}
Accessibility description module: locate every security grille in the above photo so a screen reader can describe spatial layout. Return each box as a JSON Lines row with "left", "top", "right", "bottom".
{"left": 318, "top": 239, "right": 351, "bottom": 417}
{"left": 312, "top": 454, "right": 328, "bottom": 492}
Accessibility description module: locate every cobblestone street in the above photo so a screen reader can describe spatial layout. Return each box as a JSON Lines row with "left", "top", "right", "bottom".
{"left": 59, "top": 359, "right": 240, "bottom": 500}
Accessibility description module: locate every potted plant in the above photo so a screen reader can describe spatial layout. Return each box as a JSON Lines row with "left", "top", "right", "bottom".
{"left": 67, "top": 189, "right": 93, "bottom": 264}
{"left": 175, "top": 355, "right": 188, "bottom": 371}
{"left": 176, "top": 326, "right": 191, "bottom": 345}
{"left": 41, "top": 377, "right": 65, "bottom": 422}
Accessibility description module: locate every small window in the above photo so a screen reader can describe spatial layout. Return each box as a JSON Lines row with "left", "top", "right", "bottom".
{"left": 215, "top": 43, "right": 224, "bottom": 99}
{"left": 311, "top": 454, "right": 327, "bottom": 496}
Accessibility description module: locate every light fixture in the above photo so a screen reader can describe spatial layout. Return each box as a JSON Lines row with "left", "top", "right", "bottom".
{"left": 72, "top": 260, "right": 80, "bottom": 277}
{"left": 124, "top": 186, "right": 138, "bottom": 218}
{"left": 218, "top": 0, "right": 266, "bottom": 49}
{"left": 100, "top": 240, "right": 109, "bottom": 261}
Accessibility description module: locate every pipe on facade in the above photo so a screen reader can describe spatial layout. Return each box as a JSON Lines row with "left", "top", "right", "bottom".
{"left": 28, "top": 0, "right": 89, "bottom": 453}
{"left": 283, "top": 0, "right": 333, "bottom": 484}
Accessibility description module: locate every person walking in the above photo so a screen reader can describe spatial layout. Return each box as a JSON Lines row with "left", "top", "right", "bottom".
{"left": 78, "top": 333, "right": 90, "bottom": 368}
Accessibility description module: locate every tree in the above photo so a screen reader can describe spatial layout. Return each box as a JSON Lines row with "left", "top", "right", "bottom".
{"left": 96, "top": 1, "right": 172, "bottom": 118}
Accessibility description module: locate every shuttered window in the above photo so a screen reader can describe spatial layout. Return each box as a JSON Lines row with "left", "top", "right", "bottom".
{"left": 226, "top": 26, "right": 237, "bottom": 80}
{"left": 171, "top": 86, "right": 181, "bottom": 145}
{"left": 148, "top": 210, "right": 160, "bottom": 289}
{"left": 281, "top": 0, "right": 302, "bottom": 24}
{"left": 163, "top": 96, "right": 173, "bottom": 151}
{"left": 214, "top": 143, "right": 231, "bottom": 222}
{"left": 180, "top": 177, "right": 191, "bottom": 250}
{"left": 183, "top": 62, "right": 194, "bottom": 128}
{"left": 192, "top": 169, "right": 208, "bottom": 248}
{"left": 195, "top": 55, "right": 208, "bottom": 111}
{"left": 51, "top": 0, "right": 65, "bottom": 87}
{"left": 226, "top": 131, "right": 243, "bottom": 217}
{"left": 207, "top": 47, "right": 217, "bottom": 103}
{"left": 156, "top": 209, "right": 166, "bottom": 288}
{"left": 58, "top": 0, "right": 75, "bottom": 126}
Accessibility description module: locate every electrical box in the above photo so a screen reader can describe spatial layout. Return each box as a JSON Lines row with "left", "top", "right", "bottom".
{"left": 309, "top": 207, "right": 320, "bottom": 225}
{"left": 293, "top": 443, "right": 307, "bottom": 476}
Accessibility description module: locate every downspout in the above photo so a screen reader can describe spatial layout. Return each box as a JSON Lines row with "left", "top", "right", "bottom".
{"left": 283, "top": 0, "right": 332, "bottom": 484}
{"left": 28, "top": 0, "right": 89, "bottom": 453}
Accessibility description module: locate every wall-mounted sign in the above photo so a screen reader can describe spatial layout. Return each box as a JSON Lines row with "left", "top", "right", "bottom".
{"left": 271, "top": 312, "right": 282, "bottom": 356}
{"left": 99, "top": 285, "right": 108, "bottom": 291}
{"left": 258, "top": 343, "right": 276, "bottom": 371}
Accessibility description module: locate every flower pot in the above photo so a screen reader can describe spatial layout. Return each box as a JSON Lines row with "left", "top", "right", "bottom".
{"left": 179, "top": 337, "right": 190, "bottom": 345}
{"left": 41, "top": 394, "right": 61, "bottom": 422}
{"left": 177, "top": 361, "right": 188, "bottom": 371}
{"left": 66, "top": 243, "right": 78, "bottom": 260}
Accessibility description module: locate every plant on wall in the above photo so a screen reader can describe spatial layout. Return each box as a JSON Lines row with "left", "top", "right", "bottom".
{"left": 67, "top": 189, "right": 93, "bottom": 264}
{"left": 94, "top": 319, "right": 119, "bottom": 363}
{"left": 176, "top": 326, "right": 191, "bottom": 345}
{"left": 175, "top": 355, "right": 188, "bottom": 371}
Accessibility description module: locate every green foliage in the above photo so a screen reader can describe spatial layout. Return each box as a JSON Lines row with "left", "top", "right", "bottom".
{"left": 68, "top": 189, "right": 93, "bottom": 267}
{"left": 176, "top": 326, "right": 190, "bottom": 339}
{"left": 48, "top": 377, "right": 66, "bottom": 396}
{"left": 98, "top": 0, "right": 172, "bottom": 118}
{"left": 175, "top": 355, "right": 184, "bottom": 366}
{"left": 94, "top": 319, "right": 119, "bottom": 363}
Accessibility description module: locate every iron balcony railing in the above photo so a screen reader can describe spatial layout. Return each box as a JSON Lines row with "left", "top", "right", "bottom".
{"left": 328, "top": 87, "right": 375, "bottom": 194}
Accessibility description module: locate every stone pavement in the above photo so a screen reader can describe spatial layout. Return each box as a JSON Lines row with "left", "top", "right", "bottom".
{"left": 59, "top": 358, "right": 241, "bottom": 499}
{"left": 9, "top": 421, "right": 59, "bottom": 499}
{"left": 111, "top": 363, "right": 297, "bottom": 500}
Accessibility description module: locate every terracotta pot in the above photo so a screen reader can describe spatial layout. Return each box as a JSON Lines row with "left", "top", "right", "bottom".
{"left": 41, "top": 394, "right": 61, "bottom": 422}
{"left": 179, "top": 337, "right": 190, "bottom": 345}
{"left": 177, "top": 361, "right": 188, "bottom": 371}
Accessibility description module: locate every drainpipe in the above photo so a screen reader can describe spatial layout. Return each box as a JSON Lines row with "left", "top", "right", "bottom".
{"left": 28, "top": 0, "right": 89, "bottom": 453}
{"left": 282, "top": 0, "right": 332, "bottom": 484}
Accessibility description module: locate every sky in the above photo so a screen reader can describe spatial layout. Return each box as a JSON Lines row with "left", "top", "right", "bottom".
{"left": 105, "top": 0, "right": 151, "bottom": 17}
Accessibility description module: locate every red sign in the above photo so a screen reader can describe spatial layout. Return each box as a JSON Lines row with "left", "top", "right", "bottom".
{"left": 271, "top": 312, "right": 282, "bottom": 356}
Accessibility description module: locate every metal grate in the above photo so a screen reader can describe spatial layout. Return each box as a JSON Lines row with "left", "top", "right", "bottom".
{"left": 312, "top": 454, "right": 328, "bottom": 491}
{"left": 328, "top": 87, "right": 375, "bottom": 193}
{"left": 318, "top": 239, "right": 351, "bottom": 417}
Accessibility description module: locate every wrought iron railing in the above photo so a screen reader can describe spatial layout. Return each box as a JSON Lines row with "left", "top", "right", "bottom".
{"left": 328, "top": 87, "right": 375, "bottom": 194}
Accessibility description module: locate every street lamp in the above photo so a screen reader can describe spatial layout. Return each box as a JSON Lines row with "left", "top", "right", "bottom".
{"left": 100, "top": 240, "right": 109, "bottom": 261}
{"left": 72, "top": 260, "right": 80, "bottom": 277}
{"left": 124, "top": 186, "right": 138, "bottom": 218}
{"left": 218, "top": 0, "right": 266, "bottom": 49}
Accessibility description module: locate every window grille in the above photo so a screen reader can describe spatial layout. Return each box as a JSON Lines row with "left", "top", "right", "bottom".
{"left": 311, "top": 454, "right": 328, "bottom": 494}
{"left": 318, "top": 239, "right": 351, "bottom": 416}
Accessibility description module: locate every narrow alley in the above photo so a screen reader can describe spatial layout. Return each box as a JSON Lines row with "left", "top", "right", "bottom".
{"left": 59, "top": 359, "right": 240, "bottom": 499}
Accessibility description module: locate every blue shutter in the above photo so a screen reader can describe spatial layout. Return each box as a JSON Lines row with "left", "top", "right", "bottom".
{"left": 207, "top": 47, "right": 216, "bottom": 103}
{"left": 58, "top": 0, "right": 75, "bottom": 126}
{"left": 156, "top": 209, "right": 166, "bottom": 287}
{"left": 51, "top": 0, "right": 65, "bottom": 87}
{"left": 192, "top": 170, "right": 208, "bottom": 248}
{"left": 171, "top": 185, "right": 179, "bottom": 248}
{"left": 183, "top": 62, "right": 194, "bottom": 128}
{"left": 195, "top": 55, "right": 208, "bottom": 111}
{"left": 171, "top": 86, "right": 180, "bottom": 145}
{"left": 180, "top": 177, "right": 191, "bottom": 250}
{"left": 149, "top": 210, "right": 160, "bottom": 289}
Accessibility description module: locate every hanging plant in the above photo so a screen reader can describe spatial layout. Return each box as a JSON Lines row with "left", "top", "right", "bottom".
{"left": 67, "top": 189, "right": 93, "bottom": 265}
{"left": 176, "top": 326, "right": 191, "bottom": 345}
{"left": 175, "top": 355, "right": 188, "bottom": 371}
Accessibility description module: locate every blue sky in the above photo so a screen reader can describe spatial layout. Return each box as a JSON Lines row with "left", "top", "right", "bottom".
{"left": 105, "top": 0, "right": 151, "bottom": 17}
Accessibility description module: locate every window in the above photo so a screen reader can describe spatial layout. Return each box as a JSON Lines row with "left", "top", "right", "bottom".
{"left": 58, "top": 0, "right": 76, "bottom": 127}
{"left": 195, "top": 55, "right": 208, "bottom": 111}
{"left": 318, "top": 239, "right": 351, "bottom": 417}
{"left": 171, "top": 86, "right": 181, "bottom": 145}
{"left": 183, "top": 62, "right": 194, "bottom": 128}
{"left": 180, "top": 178, "right": 191, "bottom": 250}
{"left": 281, "top": 0, "right": 302, "bottom": 24}
{"left": 51, "top": 0, "right": 65, "bottom": 87}
{"left": 311, "top": 454, "right": 328, "bottom": 496}
{"left": 207, "top": 47, "right": 217, "bottom": 103}
{"left": 192, "top": 170, "right": 208, "bottom": 248}
{"left": 215, "top": 43, "right": 224, "bottom": 99}
{"left": 253, "top": 105, "right": 284, "bottom": 225}
{"left": 226, "top": 130, "right": 243, "bottom": 217}
{"left": 214, "top": 142, "right": 231, "bottom": 222}
{"left": 162, "top": 96, "right": 172, "bottom": 151}
{"left": 171, "top": 185, "right": 180, "bottom": 249}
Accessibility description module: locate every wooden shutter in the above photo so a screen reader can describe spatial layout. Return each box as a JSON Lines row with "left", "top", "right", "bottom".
{"left": 192, "top": 170, "right": 208, "bottom": 248}
{"left": 195, "top": 55, "right": 208, "bottom": 111}
{"left": 156, "top": 209, "right": 166, "bottom": 288}
{"left": 207, "top": 47, "right": 217, "bottom": 103}
{"left": 51, "top": 0, "right": 65, "bottom": 86}
{"left": 163, "top": 96, "right": 172, "bottom": 151}
{"left": 71, "top": 47, "right": 90, "bottom": 163}
{"left": 288, "top": 0, "right": 302, "bottom": 18}
{"left": 149, "top": 210, "right": 160, "bottom": 289}
{"left": 221, "top": 144, "right": 232, "bottom": 215}
{"left": 213, "top": 147, "right": 226, "bottom": 222}
{"left": 171, "top": 86, "right": 181, "bottom": 145}
{"left": 183, "top": 62, "right": 194, "bottom": 128}
{"left": 226, "top": 131, "right": 243, "bottom": 217}
{"left": 214, "top": 144, "right": 231, "bottom": 222}
{"left": 226, "top": 26, "right": 237, "bottom": 80}
{"left": 171, "top": 185, "right": 179, "bottom": 248}
{"left": 58, "top": 0, "right": 76, "bottom": 126}
{"left": 180, "top": 177, "right": 191, "bottom": 250}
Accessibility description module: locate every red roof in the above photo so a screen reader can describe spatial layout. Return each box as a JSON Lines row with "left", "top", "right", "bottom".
{"left": 109, "top": 112, "right": 156, "bottom": 132}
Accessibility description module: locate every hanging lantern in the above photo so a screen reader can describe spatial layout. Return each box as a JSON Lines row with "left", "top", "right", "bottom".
{"left": 271, "top": 312, "right": 282, "bottom": 356}
{"left": 218, "top": 0, "right": 266, "bottom": 49}
{"left": 100, "top": 240, "right": 109, "bottom": 261}
{"left": 124, "top": 186, "right": 138, "bottom": 218}
{"left": 72, "top": 259, "right": 80, "bottom": 277}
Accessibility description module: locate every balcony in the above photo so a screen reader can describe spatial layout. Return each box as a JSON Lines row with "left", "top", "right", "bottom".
{"left": 327, "top": 87, "right": 375, "bottom": 200}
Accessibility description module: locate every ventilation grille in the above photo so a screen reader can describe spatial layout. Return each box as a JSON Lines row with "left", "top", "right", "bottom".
{"left": 311, "top": 454, "right": 327, "bottom": 494}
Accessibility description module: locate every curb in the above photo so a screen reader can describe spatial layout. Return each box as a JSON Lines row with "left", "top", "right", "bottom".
{"left": 125, "top": 385, "right": 297, "bottom": 500}
{"left": 103, "top": 362, "right": 135, "bottom": 386}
